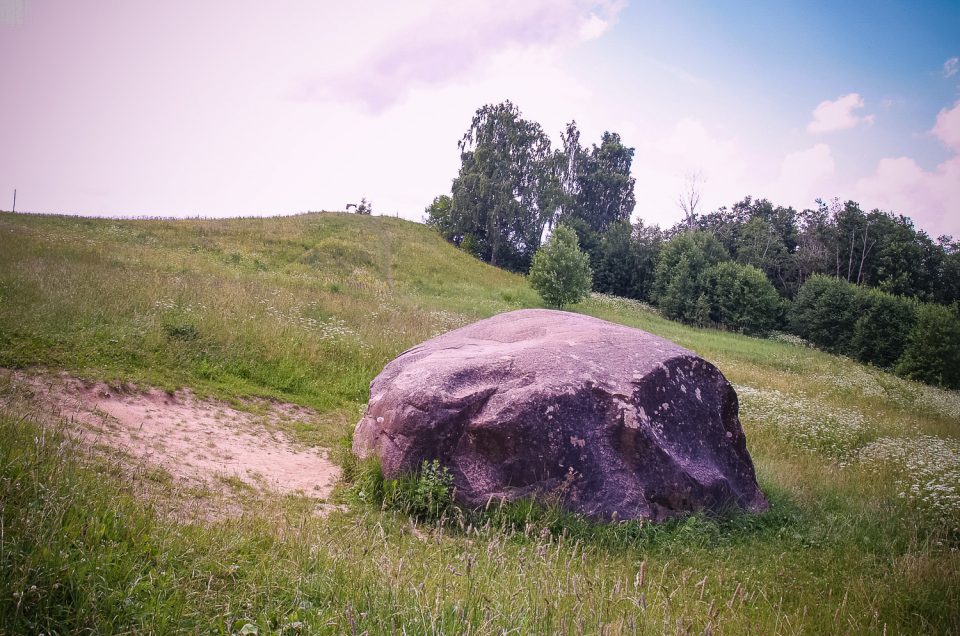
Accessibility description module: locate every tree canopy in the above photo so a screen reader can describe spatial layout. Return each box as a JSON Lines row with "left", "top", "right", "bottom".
{"left": 445, "top": 101, "right": 557, "bottom": 271}
{"left": 528, "top": 225, "right": 593, "bottom": 309}
{"left": 429, "top": 103, "right": 636, "bottom": 274}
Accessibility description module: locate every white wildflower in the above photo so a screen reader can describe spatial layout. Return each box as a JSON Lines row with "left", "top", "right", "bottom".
{"left": 858, "top": 435, "right": 960, "bottom": 519}
{"left": 735, "top": 384, "right": 871, "bottom": 458}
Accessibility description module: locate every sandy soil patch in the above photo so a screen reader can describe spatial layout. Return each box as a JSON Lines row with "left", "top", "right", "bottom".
{"left": 3, "top": 371, "right": 341, "bottom": 507}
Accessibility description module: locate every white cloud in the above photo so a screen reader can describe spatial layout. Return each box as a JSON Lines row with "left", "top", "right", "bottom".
{"left": 631, "top": 123, "right": 838, "bottom": 228}
{"left": 854, "top": 155, "right": 960, "bottom": 237}
{"left": 807, "top": 93, "right": 874, "bottom": 134}
{"left": 944, "top": 57, "right": 959, "bottom": 79}
{"left": 766, "top": 143, "right": 836, "bottom": 208}
{"left": 292, "top": 0, "right": 624, "bottom": 112}
{"left": 579, "top": 13, "right": 610, "bottom": 40}
{"left": 853, "top": 100, "right": 960, "bottom": 238}
{"left": 932, "top": 99, "right": 960, "bottom": 152}
{"left": 0, "top": 1, "right": 623, "bottom": 220}
{"left": 631, "top": 119, "right": 750, "bottom": 227}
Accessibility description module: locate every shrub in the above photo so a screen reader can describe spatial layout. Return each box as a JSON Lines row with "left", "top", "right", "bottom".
{"left": 592, "top": 220, "right": 661, "bottom": 301}
{"left": 424, "top": 194, "right": 453, "bottom": 235}
{"left": 355, "top": 197, "right": 373, "bottom": 215}
{"left": 592, "top": 220, "right": 636, "bottom": 298}
{"left": 706, "top": 261, "right": 783, "bottom": 336}
{"left": 653, "top": 232, "right": 728, "bottom": 323}
{"left": 350, "top": 458, "right": 455, "bottom": 521}
{"left": 895, "top": 304, "right": 960, "bottom": 389}
{"left": 162, "top": 322, "right": 199, "bottom": 341}
{"left": 851, "top": 287, "right": 917, "bottom": 368}
{"left": 791, "top": 275, "right": 921, "bottom": 368}
{"left": 409, "top": 459, "right": 455, "bottom": 518}
{"left": 528, "top": 225, "right": 592, "bottom": 309}
{"left": 789, "top": 275, "right": 858, "bottom": 354}
{"left": 459, "top": 234, "right": 482, "bottom": 258}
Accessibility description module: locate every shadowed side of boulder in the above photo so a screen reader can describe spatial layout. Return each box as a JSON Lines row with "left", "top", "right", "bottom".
{"left": 353, "top": 309, "right": 768, "bottom": 521}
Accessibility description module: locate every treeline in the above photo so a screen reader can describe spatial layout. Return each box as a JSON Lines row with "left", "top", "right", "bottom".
{"left": 646, "top": 225, "right": 959, "bottom": 389}
{"left": 791, "top": 276, "right": 960, "bottom": 388}
{"left": 425, "top": 102, "right": 960, "bottom": 388}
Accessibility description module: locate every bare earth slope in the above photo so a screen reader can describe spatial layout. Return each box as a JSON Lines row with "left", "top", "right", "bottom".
{"left": 4, "top": 370, "right": 339, "bottom": 506}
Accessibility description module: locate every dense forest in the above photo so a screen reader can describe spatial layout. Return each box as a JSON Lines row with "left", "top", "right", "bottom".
{"left": 425, "top": 101, "right": 960, "bottom": 388}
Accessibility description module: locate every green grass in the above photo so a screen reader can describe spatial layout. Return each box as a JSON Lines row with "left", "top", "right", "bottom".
{"left": 1, "top": 211, "right": 958, "bottom": 633}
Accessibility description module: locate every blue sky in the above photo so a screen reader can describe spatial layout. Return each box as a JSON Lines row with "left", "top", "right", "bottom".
{"left": 574, "top": 1, "right": 960, "bottom": 232}
{"left": 1, "top": 0, "right": 958, "bottom": 235}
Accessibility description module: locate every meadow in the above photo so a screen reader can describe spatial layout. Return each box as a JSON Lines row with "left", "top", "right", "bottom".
{"left": 0, "top": 210, "right": 957, "bottom": 634}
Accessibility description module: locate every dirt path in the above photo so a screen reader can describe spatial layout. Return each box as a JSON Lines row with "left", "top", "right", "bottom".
{"left": 3, "top": 371, "right": 341, "bottom": 508}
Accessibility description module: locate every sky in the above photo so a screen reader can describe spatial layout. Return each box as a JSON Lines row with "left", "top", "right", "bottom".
{"left": 1, "top": 0, "right": 959, "bottom": 237}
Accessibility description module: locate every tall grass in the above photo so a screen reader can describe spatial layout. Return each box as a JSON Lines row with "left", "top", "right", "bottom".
{"left": 1, "top": 211, "right": 958, "bottom": 633}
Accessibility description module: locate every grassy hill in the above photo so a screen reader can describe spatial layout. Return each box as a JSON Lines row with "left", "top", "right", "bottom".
{"left": 1, "top": 211, "right": 958, "bottom": 633}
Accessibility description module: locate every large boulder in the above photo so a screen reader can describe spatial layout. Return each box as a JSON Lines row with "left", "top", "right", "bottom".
{"left": 353, "top": 309, "right": 767, "bottom": 521}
